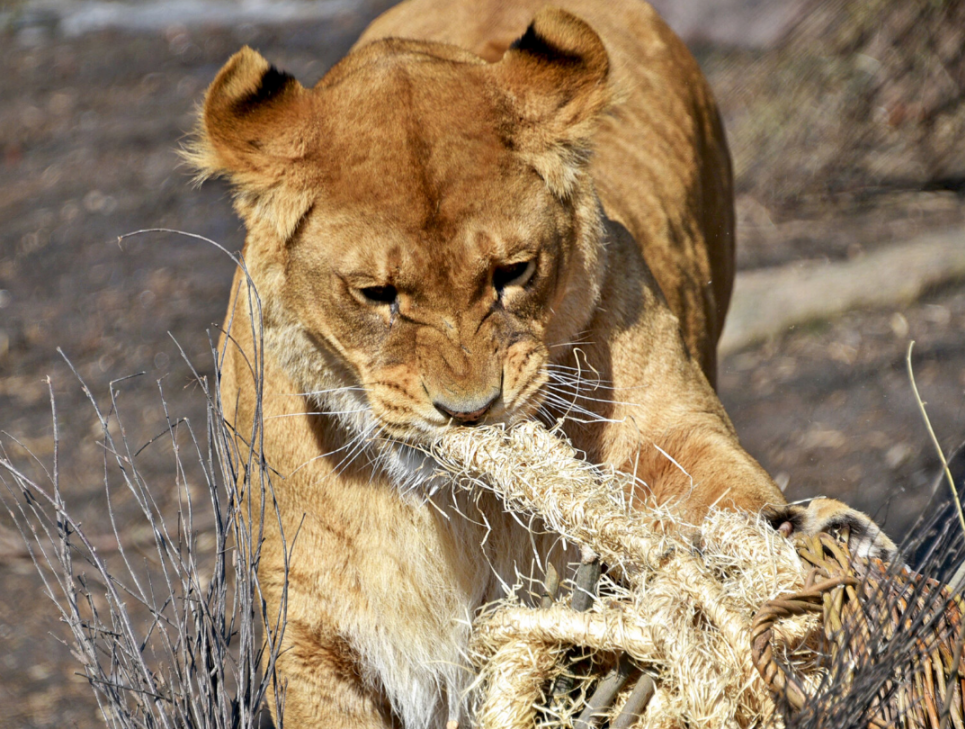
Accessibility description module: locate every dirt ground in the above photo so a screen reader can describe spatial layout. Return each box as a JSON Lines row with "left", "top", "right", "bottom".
{"left": 0, "top": 2, "right": 963, "bottom": 727}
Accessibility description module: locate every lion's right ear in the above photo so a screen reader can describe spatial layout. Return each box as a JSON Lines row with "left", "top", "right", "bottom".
{"left": 185, "top": 47, "right": 316, "bottom": 240}
{"left": 493, "top": 9, "right": 611, "bottom": 199}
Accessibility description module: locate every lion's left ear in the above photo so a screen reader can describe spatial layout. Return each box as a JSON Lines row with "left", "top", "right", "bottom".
{"left": 493, "top": 8, "right": 611, "bottom": 198}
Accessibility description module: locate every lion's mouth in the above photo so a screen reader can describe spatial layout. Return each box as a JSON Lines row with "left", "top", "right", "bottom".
{"left": 367, "top": 407, "right": 535, "bottom": 495}
{"left": 356, "top": 375, "right": 551, "bottom": 493}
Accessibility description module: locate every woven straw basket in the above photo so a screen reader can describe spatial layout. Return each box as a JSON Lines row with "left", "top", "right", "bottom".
{"left": 754, "top": 531, "right": 965, "bottom": 728}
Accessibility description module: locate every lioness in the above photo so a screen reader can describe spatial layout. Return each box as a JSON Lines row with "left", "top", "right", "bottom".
{"left": 191, "top": 1, "right": 893, "bottom": 726}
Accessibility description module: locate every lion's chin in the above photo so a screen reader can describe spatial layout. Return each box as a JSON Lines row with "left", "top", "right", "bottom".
{"left": 375, "top": 439, "right": 447, "bottom": 497}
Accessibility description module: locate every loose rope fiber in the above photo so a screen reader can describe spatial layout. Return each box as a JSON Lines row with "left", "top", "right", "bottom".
{"left": 432, "top": 422, "right": 965, "bottom": 728}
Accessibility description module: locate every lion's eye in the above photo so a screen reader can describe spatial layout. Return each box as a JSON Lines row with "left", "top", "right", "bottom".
{"left": 493, "top": 260, "right": 535, "bottom": 293}
{"left": 359, "top": 285, "right": 398, "bottom": 305}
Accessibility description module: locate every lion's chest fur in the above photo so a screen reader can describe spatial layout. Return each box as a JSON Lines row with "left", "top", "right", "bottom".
{"left": 289, "top": 472, "right": 547, "bottom": 727}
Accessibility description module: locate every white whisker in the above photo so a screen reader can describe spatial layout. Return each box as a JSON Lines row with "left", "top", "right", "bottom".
{"left": 289, "top": 385, "right": 367, "bottom": 397}
{"left": 265, "top": 408, "right": 370, "bottom": 420}
{"left": 538, "top": 385, "right": 627, "bottom": 425}
{"left": 332, "top": 420, "right": 385, "bottom": 476}
{"left": 543, "top": 381, "right": 639, "bottom": 408}
{"left": 547, "top": 338, "right": 595, "bottom": 349}
{"left": 289, "top": 421, "right": 376, "bottom": 477}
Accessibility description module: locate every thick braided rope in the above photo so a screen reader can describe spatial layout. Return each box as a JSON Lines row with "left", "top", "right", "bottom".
{"left": 433, "top": 422, "right": 810, "bottom": 728}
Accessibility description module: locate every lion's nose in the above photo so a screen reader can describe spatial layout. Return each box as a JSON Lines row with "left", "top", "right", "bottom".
{"left": 434, "top": 394, "right": 499, "bottom": 425}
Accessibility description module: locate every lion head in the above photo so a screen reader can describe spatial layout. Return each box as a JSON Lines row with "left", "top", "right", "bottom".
{"left": 190, "top": 10, "right": 614, "bottom": 483}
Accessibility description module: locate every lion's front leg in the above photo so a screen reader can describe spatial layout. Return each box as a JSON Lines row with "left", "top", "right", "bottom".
{"left": 270, "top": 619, "right": 398, "bottom": 729}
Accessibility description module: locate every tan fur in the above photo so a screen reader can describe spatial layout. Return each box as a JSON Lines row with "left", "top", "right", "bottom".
{"left": 190, "top": 2, "right": 891, "bottom": 726}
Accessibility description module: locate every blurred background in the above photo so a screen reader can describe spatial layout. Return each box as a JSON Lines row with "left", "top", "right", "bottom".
{"left": 0, "top": 0, "right": 963, "bottom": 725}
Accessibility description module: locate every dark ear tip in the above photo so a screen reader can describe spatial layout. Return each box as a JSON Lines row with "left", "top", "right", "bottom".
{"left": 510, "top": 7, "right": 608, "bottom": 79}
{"left": 206, "top": 47, "right": 299, "bottom": 117}
{"left": 212, "top": 47, "right": 271, "bottom": 100}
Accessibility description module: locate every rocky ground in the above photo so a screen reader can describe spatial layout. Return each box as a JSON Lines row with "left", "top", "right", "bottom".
{"left": 0, "top": 1, "right": 962, "bottom": 726}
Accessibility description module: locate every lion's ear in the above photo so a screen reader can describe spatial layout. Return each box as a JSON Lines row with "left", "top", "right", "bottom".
{"left": 494, "top": 8, "right": 611, "bottom": 197}
{"left": 186, "top": 47, "right": 315, "bottom": 240}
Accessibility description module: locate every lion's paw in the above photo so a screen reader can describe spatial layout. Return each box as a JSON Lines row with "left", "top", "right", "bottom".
{"left": 765, "top": 497, "right": 897, "bottom": 562}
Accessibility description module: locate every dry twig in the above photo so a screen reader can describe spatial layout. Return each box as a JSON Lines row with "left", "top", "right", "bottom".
{"left": 0, "top": 255, "right": 289, "bottom": 729}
